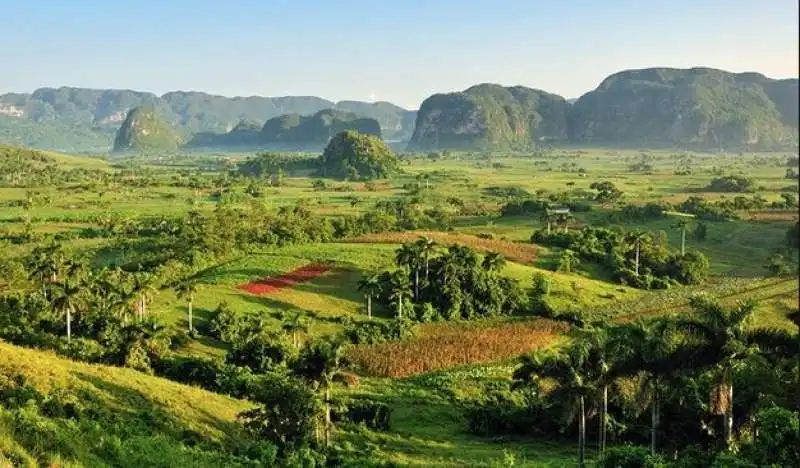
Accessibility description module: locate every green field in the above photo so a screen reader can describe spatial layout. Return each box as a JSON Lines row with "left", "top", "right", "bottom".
{"left": 1, "top": 145, "right": 798, "bottom": 466}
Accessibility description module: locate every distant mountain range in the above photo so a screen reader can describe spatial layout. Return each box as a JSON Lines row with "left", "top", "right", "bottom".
{"left": 409, "top": 68, "right": 798, "bottom": 151}
{"left": 0, "top": 87, "right": 415, "bottom": 151}
{"left": 1, "top": 67, "right": 798, "bottom": 153}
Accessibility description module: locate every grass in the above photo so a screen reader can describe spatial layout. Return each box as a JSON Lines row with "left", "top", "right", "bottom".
{"left": 2, "top": 146, "right": 799, "bottom": 466}
{"left": 0, "top": 339, "right": 253, "bottom": 467}
{"left": 336, "top": 369, "right": 587, "bottom": 467}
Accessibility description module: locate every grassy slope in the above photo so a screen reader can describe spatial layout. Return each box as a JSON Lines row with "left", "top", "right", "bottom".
{"left": 0, "top": 340, "right": 252, "bottom": 467}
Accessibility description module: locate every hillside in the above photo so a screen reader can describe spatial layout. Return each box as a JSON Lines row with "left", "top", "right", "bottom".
{"left": 0, "top": 340, "right": 254, "bottom": 467}
{"left": 0, "top": 87, "right": 415, "bottom": 151}
{"left": 408, "top": 83, "right": 571, "bottom": 151}
{"left": 112, "top": 106, "right": 182, "bottom": 153}
{"left": 261, "top": 109, "right": 381, "bottom": 147}
{"left": 569, "top": 67, "right": 799, "bottom": 149}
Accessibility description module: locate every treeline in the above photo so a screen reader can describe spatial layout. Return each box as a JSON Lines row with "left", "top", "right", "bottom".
{"left": 532, "top": 226, "right": 709, "bottom": 289}
{"left": 463, "top": 297, "right": 800, "bottom": 467}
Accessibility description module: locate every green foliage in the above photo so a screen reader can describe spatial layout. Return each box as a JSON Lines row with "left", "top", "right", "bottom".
{"left": 706, "top": 175, "right": 755, "bottom": 193}
{"left": 739, "top": 406, "right": 800, "bottom": 467}
{"left": 320, "top": 130, "right": 397, "bottom": 180}
{"left": 597, "top": 446, "right": 666, "bottom": 468}
{"left": 590, "top": 181, "right": 624, "bottom": 204}
{"left": 238, "top": 373, "right": 321, "bottom": 454}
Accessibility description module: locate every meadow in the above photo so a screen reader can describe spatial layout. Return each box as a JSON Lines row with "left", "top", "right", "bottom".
{"left": 0, "top": 145, "right": 798, "bottom": 466}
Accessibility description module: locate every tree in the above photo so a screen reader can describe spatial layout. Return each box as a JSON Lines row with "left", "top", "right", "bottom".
{"left": 175, "top": 281, "right": 198, "bottom": 332}
{"left": 415, "top": 236, "right": 438, "bottom": 281}
{"left": 590, "top": 181, "right": 623, "bottom": 205}
{"left": 395, "top": 243, "right": 422, "bottom": 300}
{"left": 293, "top": 339, "right": 350, "bottom": 447}
{"left": 612, "top": 319, "right": 682, "bottom": 456}
{"left": 389, "top": 270, "right": 412, "bottom": 319}
{"left": 320, "top": 130, "right": 397, "bottom": 180}
{"left": 624, "top": 230, "right": 650, "bottom": 276}
{"left": 514, "top": 347, "right": 598, "bottom": 468}
{"left": 541, "top": 211, "right": 554, "bottom": 235}
{"left": 239, "top": 374, "right": 320, "bottom": 452}
{"left": 481, "top": 251, "right": 506, "bottom": 272}
{"left": 674, "top": 219, "right": 691, "bottom": 256}
{"left": 356, "top": 274, "right": 382, "bottom": 319}
{"left": 571, "top": 327, "right": 615, "bottom": 455}
{"left": 558, "top": 249, "right": 580, "bottom": 273}
{"left": 678, "top": 295, "right": 760, "bottom": 447}
{"left": 51, "top": 261, "right": 85, "bottom": 344}
{"left": 281, "top": 311, "right": 310, "bottom": 349}
{"left": 132, "top": 272, "right": 157, "bottom": 321}
{"left": 555, "top": 212, "right": 573, "bottom": 233}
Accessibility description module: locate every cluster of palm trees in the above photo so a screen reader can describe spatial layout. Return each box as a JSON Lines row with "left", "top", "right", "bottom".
{"left": 541, "top": 210, "right": 573, "bottom": 234}
{"left": 21, "top": 243, "right": 200, "bottom": 344}
{"left": 513, "top": 295, "right": 797, "bottom": 466}
{"left": 357, "top": 237, "right": 512, "bottom": 319}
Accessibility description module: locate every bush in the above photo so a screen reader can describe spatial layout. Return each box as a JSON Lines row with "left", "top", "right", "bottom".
{"left": 238, "top": 373, "right": 321, "bottom": 453}
{"left": 598, "top": 445, "right": 666, "bottom": 468}
{"left": 226, "top": 332, "right": 296, "bottom": 373}
{"left": 332, "top": 398, "right": 392, "bottom": 431}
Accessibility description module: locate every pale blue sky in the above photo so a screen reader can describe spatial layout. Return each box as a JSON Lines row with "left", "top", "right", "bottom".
{"left": 0, "top": 0, "right": 797, "bottom": 108}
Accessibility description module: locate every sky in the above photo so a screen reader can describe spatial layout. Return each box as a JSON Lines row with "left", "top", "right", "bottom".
{"left": 0, "top": 0, "right": 797, "bottom": 109}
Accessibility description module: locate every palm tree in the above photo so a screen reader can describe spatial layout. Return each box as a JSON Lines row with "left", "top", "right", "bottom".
{"left": 678, "top": 295, "right": 760, "bottom": 447}
{"left": 481, "top": 251, "right": 506, "bottom": 272}
{"left": 612, "top": 319, "right": 682, "bottom": 456}
{"left": 389, "top": 270, "right": 412, "bottom": 319}
{"left": 175, "top": 281, "right": 198, "bottom": 332}
{"left": 293, "top": 339, "right": 349, "bottom": 448}
{"left": 415, "top": 236, "right": 438, "bottom": 281}
{"left": 132, "top": 272, "right": 158, "bottom": 321}
{"left": 624, "top": 230, "right": 650, "bottom": 276}
{"left": 674, "top": 219, "right": 691, "bottom": 256}
{"left": 356, "top": 274, "right": 381, "bottom": 319}
{"left": 395, "top": 243, "right": 422, "bottom": 300}
{"left": 51, "top": 261, "right": 85, "bottom": 344}
{"left": 571, "top": 326, "right": 616, "bottom": 455}
{"left": 541, "top": 211, "right": 554, "bottom": 235}
{"left": 514, "top": 347, "right": 599, "bottom": 468}
{"left": 555, "top": 212, "right": 573, "bottom": 233}
{"left": 281, "top": 311, "right": 309, "bottom": 348}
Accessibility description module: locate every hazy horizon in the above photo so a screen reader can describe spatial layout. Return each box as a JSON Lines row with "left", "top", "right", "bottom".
{"left": 1, "top": 0, "right": 797, "bottom": 109}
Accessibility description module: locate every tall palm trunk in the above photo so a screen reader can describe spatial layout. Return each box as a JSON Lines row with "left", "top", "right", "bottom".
{"left": 188, "top": 300, "right": 193, "bottom": 331}
{"left": 414, "top": 268, "right": 419, "bottom": 300}
{"left": 425, "top": 258, "right": 429, "bottom": 281}
{"left": 680, "top": 228, "right": 686, "bottom": 256}
{"left": 397, "top": 296, "right": 402, "bottom": 318}
{"left": 600, "top": 385, "right": 608, "bottom": 454}
{"left": 635, "top": 243, "right": 641, "bottom": 276}
{"left": 367, "top": 294, "right": 372, "bottom": 319}
{"left": 66, "top": 306, "right": 72, "bottom": 343}
{"left": 722, "top": 371, "right": 734, "bottom": 447}
{"left": 651, "top": 389, "right": 659, "bottom": 456}
{"left": 579, "top": 396, "right": 586, "bottom": 468}
{"left": 547, "top": 221, "right": 552, "bottom": 234}
{"left": 324, "top": 386, "right": 332, "bottom": 448}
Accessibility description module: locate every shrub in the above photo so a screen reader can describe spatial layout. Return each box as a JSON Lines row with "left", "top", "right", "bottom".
{"left": 598, "top": 445, "right": 666, "bottom": 468}
{"left": 332, "top": 398, "right": 392, "bottom": 431}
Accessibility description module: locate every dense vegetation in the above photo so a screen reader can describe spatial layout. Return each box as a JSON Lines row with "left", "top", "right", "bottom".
{"left": 0, "top": 143, "right": 797, "bottom": 466}
{"left": 320, "top": 131, "right": 398, "bottom": 180}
